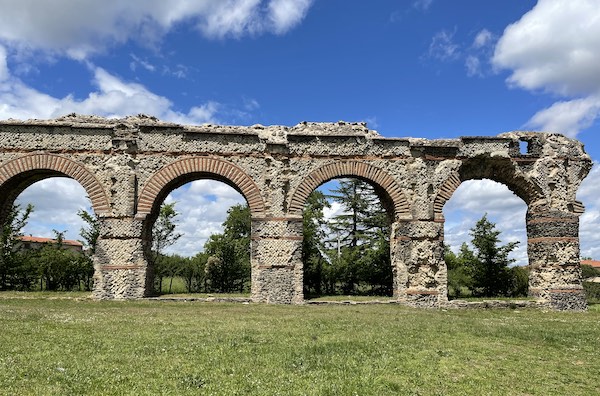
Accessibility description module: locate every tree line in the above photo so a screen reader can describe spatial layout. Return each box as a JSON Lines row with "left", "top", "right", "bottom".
{"left": 0, "top": 204, "right": 97, "bottom": 291}
{"left": 151, "top": 203, "right": 251, "bottom": 294}
{"left": 1, "top": 178, "right": 534, "bottom": 299}
{"left": 153, "top": 179, "right": 530, "bottom": 299}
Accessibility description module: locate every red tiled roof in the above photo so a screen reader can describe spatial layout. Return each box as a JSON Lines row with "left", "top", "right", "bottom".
{"left": 18, "top": 235, "right": 83, "bottom": 247}
{"left": 581, "top": 260, "right": 600, "bottom": 268}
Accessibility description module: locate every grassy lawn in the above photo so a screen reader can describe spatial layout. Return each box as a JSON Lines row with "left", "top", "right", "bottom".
{"left": 1, "top": 294, "right": 599, "bottom": 395}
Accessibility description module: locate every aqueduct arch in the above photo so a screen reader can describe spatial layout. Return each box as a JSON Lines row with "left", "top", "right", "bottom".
{"left": 0, "top": 116, "right": 592, "bottom": 310}
{"left": 0, "top": 153, "right": 110, "bottom": 219}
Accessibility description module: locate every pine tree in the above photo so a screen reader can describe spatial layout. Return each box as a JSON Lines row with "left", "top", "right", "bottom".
{"left": 302, "top": 190, "right": 330, "bottom": 295}
{"left": 469, "top": 214, "right": 519, "bottom": 297}
{"left": 324, "top": 179, "right": 392, "bottom": 295}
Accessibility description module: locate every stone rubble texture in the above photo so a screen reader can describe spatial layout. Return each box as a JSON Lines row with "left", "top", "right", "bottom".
{"left": 0, "top": 114, "right": 592, "bottom": 310}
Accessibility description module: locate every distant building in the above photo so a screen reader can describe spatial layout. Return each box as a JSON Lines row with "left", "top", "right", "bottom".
{"left": 18, "top": 235, "right": 84, "bottom": 254}
{"left": 581, "top": 260, "right": 600, "bottom": 269}
{"left": 581, "top": 260, "right": 600, "bottom": 283}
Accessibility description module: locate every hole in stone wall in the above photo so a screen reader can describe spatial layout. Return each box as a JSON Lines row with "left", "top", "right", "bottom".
{"left": 442, "top": 178, "right": 528, "bottom": 300}
{"left": 519, "top": 140, "right": 529, "bottom": 155}
{"left": 5, "top": 177, "right": 94, "bottom": 292}
{"left": 302, "top": 177, "right": 393, "bottom": 301}
{"left": 149, "top": 179, "right": 251, "bottom": 297}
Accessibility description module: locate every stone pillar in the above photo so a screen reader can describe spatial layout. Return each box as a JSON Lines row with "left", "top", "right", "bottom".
{"left": 91, "top": 162, "right": 149, "bottom": 300}
{"left": 526, "top": 209, "right": 586, "bottom": 310}
{"left": 391, "top": 220, "right": 447, "bottom": 307}
{"left": 250, "top": 217, "right": 304, "bottom": 304}
{"left": 92, "top": 216, "right": 150, "bottom": 299}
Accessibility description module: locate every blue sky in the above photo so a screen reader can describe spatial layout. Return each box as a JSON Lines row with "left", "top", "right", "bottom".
{"left": 2, "top": 0, "right": 599, "bottom": 262}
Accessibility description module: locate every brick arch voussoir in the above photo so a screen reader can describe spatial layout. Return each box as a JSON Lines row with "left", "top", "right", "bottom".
{"left": 433, "top": 173, "right": 462, "bottom": 219}
{"left": 289, "top": 161, "right": 411, "bottom": 220}
{"left": 0, "top": 153, "right": 110, "bottom": 214}
{"left": 136, "top": 157, "right": 266, "bottom": 217}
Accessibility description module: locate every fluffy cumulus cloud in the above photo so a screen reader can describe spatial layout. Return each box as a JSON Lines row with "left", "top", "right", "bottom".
{"left": 493, "top": 0, "right": 600, "bottom": 136}
{"left": 0, "top": 58, "right": 219, "bottom": 124}
{"left": 0, "top": 0, "right": 314, "bottom": 59}
{"left": 0, "top": 0, "right": 310, "bottom": 123}
{"left": 15, "top": 178, "right": 91, "bottom": 242}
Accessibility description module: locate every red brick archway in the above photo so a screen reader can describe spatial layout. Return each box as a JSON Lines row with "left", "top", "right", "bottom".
{"left": 0, "top": 153, "right": 110, "bottom": 214}
{"left": 136, "top": 157, "right": 266, "bottom": 217}
{"left": 288, "top": 161, "right": 410, "bottom": 220}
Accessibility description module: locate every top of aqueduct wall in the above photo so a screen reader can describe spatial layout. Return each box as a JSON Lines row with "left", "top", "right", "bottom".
{"left": 0, "top": 113, "right": 591, "bottom": 158}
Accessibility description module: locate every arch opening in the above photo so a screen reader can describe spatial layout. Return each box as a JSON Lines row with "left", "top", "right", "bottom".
{"left": 141, "top": 176, "right": 252, "bottom": 297}
{"left": 0, "top": 176, "right": 95, "bottom": 292}
{"left": 302, "top": 177, "right": 395, "bottom": 300}
{"left": 442, "top": 178, "right": 529, "bottom": 300}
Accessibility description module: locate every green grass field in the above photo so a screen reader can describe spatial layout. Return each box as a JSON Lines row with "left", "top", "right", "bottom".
{"left": 1, "top": 293, "right": 599, "bottom": 395}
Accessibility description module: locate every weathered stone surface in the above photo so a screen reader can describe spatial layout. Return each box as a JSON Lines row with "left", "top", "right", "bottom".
{"left": 0, "top": 115, "right": 592, "bottom": 310}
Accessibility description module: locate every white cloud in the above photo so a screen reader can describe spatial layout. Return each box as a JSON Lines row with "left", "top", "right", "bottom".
{"left": 493, "top": 0, "right": 600, "bottom": 97}
{"left": 15, "top": 178, "right": 91, "bottom": 242}
{"left": 473, "top": 29, "right": 493, "bottom": 49}
{"left": 0, "top": 62, "right": 219, "bottom": 124}
{"left": 525, "top": 95, "right": 600, "bottom": 137}
{"left": 268, "top": 0, "right": 314, "bottom": 34}
{"left": 428, "top": 28, "right": 496, "bottom": 77}
{"left": 465, "top": 55, "right": 481, "bottom": 77}
{"left": 130, "top": 54, "right": 156, "bottom": 73}
{"left": 164, "top": 180, "right": 246, "bottom": 256}
{"left": 464, "top": 29, "right": 496, "bottom": 77}
{"left": 413, "top": 0, "right": 433, "bottom": 11}
{"left": 0, "top": 45, "right": 8, "bottom": 81}
{"left": 493, "top": 0, "right": 600, "bottom": 137}
{"left": 0, "top": 0, "right": 314, "bottom": 60}
{"left": 428, "top": 30, "right": 460, "bottom": 61}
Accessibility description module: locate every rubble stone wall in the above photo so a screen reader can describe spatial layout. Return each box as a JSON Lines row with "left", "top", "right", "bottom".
{"left": 0, "top": 115, "right": 592, "bottom": 310}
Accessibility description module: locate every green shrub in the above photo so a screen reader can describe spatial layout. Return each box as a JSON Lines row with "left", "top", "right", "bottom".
{"left": 583, "top": 281, "right": 600, "bottom": 304}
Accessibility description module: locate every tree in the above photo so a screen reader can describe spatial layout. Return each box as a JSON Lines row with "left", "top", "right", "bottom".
{"left": 302, "top": 191, "right": 330, "bottom": 296}
{"left": 446, "top": 243, "right": 477, "bottom": 298}
{"left": 324, "top": 179, "right": 392, "bottom": 295}
{"left": 36, "top": 230, "right": 83, "bottom": 291}
{"left": 204, "top": 204, "right": 251, "bottom": 293}
{"left": 180, "top": 253, "right": 208, "bottom": 293}
{"left": 151, "top": 202, "right": 182, "bottom": 292}
{"left": 468, "top": 214, "right": 519, "bottom": 297}
{"left": 0, "top": 203, "right": 34, "bottom": 290}
{"left": 327, "top": 179, "right": 388, "bottom": 249}
{"left": 78, "top": 209, "right": 99, "bottom": 254}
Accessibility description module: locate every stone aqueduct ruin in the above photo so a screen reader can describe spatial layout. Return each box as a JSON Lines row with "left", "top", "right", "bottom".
{"left": 0, "top": 115, "right": 592, "bottom": 310}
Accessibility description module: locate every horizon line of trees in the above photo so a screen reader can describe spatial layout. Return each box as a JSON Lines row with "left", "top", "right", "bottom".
{"left": 0, "top": 204, "right": 97, "bottom": 291}
{"left": 5, "top": 178, "right": 594, "bottom": 300}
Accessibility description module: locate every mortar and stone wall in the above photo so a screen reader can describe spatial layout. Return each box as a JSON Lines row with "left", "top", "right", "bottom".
{"left": 0, "top": 114, "right": 592, "bottom": 310}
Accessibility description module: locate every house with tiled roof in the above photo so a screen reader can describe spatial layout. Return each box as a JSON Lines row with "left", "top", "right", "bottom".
{"left": 581, "top": 260, "right": 600, "bottom": 269}
{"left": 18, "top": 235, "right": 84, "bottom": 254}
{"left": 581, "top": 260, "right": 600, "bottom": 283}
